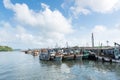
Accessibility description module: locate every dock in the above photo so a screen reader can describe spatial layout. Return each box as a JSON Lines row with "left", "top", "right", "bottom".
{"left": 22, "top": 42, "right": 120, "bottom": 63}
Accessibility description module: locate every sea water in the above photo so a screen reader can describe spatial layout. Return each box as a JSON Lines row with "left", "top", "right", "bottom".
{"left": 0, "top": 52, "right": 120, "bottom": 80}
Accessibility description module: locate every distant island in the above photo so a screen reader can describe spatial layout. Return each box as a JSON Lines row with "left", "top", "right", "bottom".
{"left": 0, "top": 45, "right": 13, "bottom": 51}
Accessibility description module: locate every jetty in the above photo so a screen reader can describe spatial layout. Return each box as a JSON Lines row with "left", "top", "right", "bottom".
{"left": 22, "top": 44, "right": 120, "bottom": 63}
{"left": 22, "top": 33, "right": 120, "bottom": 63}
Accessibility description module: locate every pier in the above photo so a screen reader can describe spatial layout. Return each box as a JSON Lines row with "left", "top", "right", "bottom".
{"left": 22, "top": 33, "right": 120, "bottom": 63}
{"left": 22, "top": 44, "right": 120, "bottom": 63}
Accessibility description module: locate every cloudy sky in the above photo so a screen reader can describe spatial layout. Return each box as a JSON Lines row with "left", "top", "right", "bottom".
{"left": 0, "top": 0, "right": 120, "bottom": 49}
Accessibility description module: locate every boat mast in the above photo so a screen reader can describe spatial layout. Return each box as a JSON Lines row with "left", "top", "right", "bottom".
{"left": 66, "top": 42, "right": 69, "bottom": 48}
{"left": 91, "top": 33, "right": 94, "bottom": 48}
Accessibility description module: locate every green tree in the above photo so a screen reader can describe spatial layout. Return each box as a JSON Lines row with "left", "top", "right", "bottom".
{"left": 0, "top": 45, "right": 13, "bottom": 51}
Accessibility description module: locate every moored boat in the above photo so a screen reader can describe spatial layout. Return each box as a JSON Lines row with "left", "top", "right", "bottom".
{"left": 63, "top": 54, "right": 75, "bottom": 60}
{"left": 54, "top": 54, "right": 63, "bottom": 61}
{"left": 74, "top": 54, "right": 83, "bottom": 60}
{"left": 96, "top": 42, "right": 120, "bottom": 63}
{"left": 74, "top": 49, "right": 83, "bottom": 60}
{"left": 32, "top": 50, "right": 39, "bottom": 56}
{"left": 62, "top": 48, "right": 75, "bottom": 60}
{"left": 39, "top": 49, "right": 50, "bottom": 61}
{"left": 39, "top": 49, "right": 63, "bottom": 61}
{"left": 82, "top": 50, "right": 90, "bottom": 59}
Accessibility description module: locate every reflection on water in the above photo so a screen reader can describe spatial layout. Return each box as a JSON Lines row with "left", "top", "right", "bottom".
{"left": 0, "top": 52, "right": 120, "bottom": 80}
{"left": 40, "top": 60, "right": 120, "bottom": 80}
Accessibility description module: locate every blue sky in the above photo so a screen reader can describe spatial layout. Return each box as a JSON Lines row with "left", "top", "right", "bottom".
{"left": 0, "top": 0, "right": 120, "bottom": 49}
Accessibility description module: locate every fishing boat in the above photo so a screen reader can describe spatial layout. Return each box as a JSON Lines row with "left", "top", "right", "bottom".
{"left": 39, "top": 49, "right": 50, "bottom": 61}
{"left": 54, "top": 53, "right": 63, "bottom": 61}
{"left": 63, "top": 54, "right": 75, "bottom": 60}
{"left": 74, "top": 49, "right": 83, "bottom": 60}
{"left": 74, "top": 54, "right": 83, "bottom": 60}
{"left": 50, "top": 49, "right": 63, "bottom": 61}
{"left": 88, "top": 51, "right": 97, "bottom": 60}
{"left": 39, "top": 49, "right": 63, "bottom": 61}
{"left": 62, "top": 49, "right": 74, "bottom": 60}
{"left": 97, "top": 42, "right": 120, "bottom": 63}
{"left": 32, "top": 50, "right": 39, "bottom": 56}
{"left": 82, "top": 50, "right": 90, "bottom": 59}
{"left": 24, "top": 49, "right": 32, "bottom": 54}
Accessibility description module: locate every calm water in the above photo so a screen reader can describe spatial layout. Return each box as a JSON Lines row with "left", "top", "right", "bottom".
{"left": 0, "top": 52, "right": 120, "bottom": 80}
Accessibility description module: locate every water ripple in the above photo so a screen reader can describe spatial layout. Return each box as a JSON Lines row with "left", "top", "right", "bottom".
{"left": 0, "top": 52, "right": 120, "bottom": 80}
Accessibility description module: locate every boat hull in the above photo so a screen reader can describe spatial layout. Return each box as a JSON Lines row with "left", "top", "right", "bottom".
{"left": 97, "top": 56, "right": 120, "bottom": 63}
{"left": 75, "top": 54, "right": 83, "bottom": 60}
{"left": 39, "top": 54, "right": 50, "bottom": 61}
{"left": 54, "top": 55, "right": 63, "bottom": 61}
{"left": 63, "top": 55, "right": 74, "bottom": 60}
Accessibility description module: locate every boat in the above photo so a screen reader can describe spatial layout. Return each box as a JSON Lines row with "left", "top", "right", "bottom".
{"left": 54, "top": 53, "right": 63, "bottom": 61}
{"left": 88, "top": 51, "right": 97, "bottom": 60}
{"left": 39, "top": 49, "right": 63, "bottom": 61}
{"left": 62, "top": 49, "right": 74, "bottom": 60}
{"left": 97, "top": 42, "right": 120, "bottom": 63}
{"left": 24, "top": 49, "right": 32, "bottom": 54}
{"left": 74, "top": 49, "right": 83, "bottom": 60}
{"left": 74, "top": 54, "right": 83, "bottom": 60}
{"left": 82, "top": 50, "right": 90, "bottom": 59}
{"left": 97, "top": 56, "right": 120, "bottom": 63}
{"left": 39, "top": 49, "right": 50, "bottom": 61}
{"left": 63, "top": 54, "right": 75, "bottom": 60}
{"left": 32, "top": 50, "right": 39, "bottom": 56}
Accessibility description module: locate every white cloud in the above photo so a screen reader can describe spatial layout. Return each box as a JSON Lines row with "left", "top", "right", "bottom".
{"left": 88, "top": 0, "right": 119, "bottom": 13}
{"left": 2, "top": 0, "right": 74, "bottom": 48}
{"left": 3, "top": 0, "right": 14, "bottom": 9}
{"left": 115, "top": 23, "right": 120, "bottom": 29}
{"left": 70, "top": 6, "right": 90, "bottom": 17}
{"left": 3, "top": 0, "right": 120, "bottom": 49}
{"left": 3, "top": 0, "right": 73, "bottom": 34}
{"left": 91, "top": 25, "right": 120, "bottom": 46}
{"left": 0, "top": 21, "right": 38, "bottom": 48}
{"left": 62, "top": 0, "right": 120, "bottom": 17}
{"left": 65, "top": 24, "right": 120, "bottom": 47}
{"left": 92, "top": 25, "right": 106, "bottom": 33}
{"left": 0, "top": 21, "right": 55, "bottom": 49}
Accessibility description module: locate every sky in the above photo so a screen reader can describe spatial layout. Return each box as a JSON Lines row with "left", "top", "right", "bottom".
{"left": 0, "top": 0, "right": 120, "bottom": 49}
